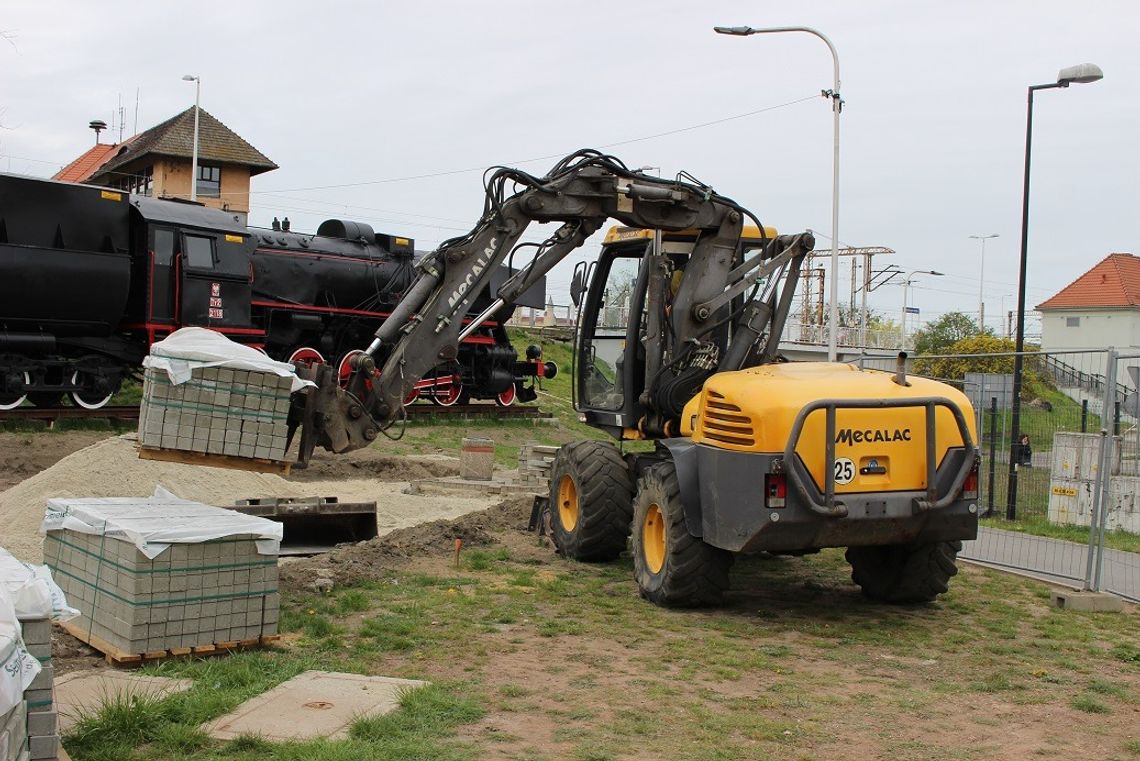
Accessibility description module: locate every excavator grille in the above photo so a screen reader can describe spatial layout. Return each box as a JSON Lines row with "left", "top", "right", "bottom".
{"left": 700, "top": 390, "right": 756, "bottom": 448}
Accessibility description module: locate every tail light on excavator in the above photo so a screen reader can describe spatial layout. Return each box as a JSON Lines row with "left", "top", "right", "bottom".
{"left": 765, "top": 473, "right": 787, "bottom": 508}
{"left": 962, "top": 460, "right": 979, "bottom": 501}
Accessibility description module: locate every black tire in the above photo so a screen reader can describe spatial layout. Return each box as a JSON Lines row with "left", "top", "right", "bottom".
{"left": 632, "top": 462, "right": 733, "bottom": 607}
{"left": 549, "top": 440, "right": 635, "bottom": 561}
{"left": 845, "top": 541, "right": 962, "bottom": 604}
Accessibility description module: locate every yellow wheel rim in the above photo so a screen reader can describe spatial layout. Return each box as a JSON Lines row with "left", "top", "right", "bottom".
{"left": 643, "top": 503, "right": 666, "bottom": 574}
{"left": 558, "top": 474, "right": 579, "bottom": 531}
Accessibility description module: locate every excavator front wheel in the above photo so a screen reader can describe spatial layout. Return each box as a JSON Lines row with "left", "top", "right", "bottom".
{"left": 548, "top": 440, "right": 634, "bottom": 562}
{"left": 632, "top": 462, "right": 733, "bottom": 607}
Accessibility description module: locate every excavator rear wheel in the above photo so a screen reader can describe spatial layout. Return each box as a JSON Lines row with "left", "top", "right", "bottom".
{"left": 845, "top": 541, "right": 962, "bottom": 604}
{"left": 549, "top": 440, "right": 634, "bottom": 562}
{"left": 632, "top": 462, "right": 733, "bottom": 607}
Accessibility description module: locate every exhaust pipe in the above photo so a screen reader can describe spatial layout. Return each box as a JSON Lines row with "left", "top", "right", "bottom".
{"left": 893, "top": 351, "right": 909, "bottom": 386}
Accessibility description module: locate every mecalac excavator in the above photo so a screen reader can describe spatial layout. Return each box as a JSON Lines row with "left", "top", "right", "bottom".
{"left": 288, "top": 149, "right": 980, "bottom": 607}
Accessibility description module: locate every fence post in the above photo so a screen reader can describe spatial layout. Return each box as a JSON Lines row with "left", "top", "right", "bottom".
{"left": 1085, "top": 349, "right": 1117, "bottom": 591}
{"left": 1113, "top": 401, "right": 1121, "bottom": 436}
{"left": 987, "top": 396, "right": 998, "bottom": 517}
{"left": 1081, "top": 399, "right": 1088, "bottom": 433}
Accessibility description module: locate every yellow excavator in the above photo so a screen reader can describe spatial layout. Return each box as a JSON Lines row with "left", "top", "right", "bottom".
{"left": 293, "top": 150, "right": 980, "bottom": 607}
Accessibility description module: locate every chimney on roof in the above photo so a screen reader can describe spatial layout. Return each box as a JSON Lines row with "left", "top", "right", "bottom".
{"left": 89, "top": 119, "right": 108, "bottom": 145}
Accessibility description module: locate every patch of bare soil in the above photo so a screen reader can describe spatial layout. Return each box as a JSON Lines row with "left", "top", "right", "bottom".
{"left": 286, "top": 450, "right": 461, "bottom": 482}
{"left": 0, "top": 431, "right": 112, "bottom": 490}
{"left": 278, "top": 495, "right": 535, "bottom": 591}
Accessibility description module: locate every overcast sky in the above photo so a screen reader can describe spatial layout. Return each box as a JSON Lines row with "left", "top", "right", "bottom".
{"left": 3, "top": 1, "right": 1137, "bottom": 336}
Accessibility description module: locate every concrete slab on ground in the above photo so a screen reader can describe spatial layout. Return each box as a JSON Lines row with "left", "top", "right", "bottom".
{"left": 407, "top": 472, "right": 540, "bottom": 497}
{"left": 206, "top": 670, "right": 428, "bottom": 741}
{"left": 54, "top": 671, "right": 194, "bottom": 732}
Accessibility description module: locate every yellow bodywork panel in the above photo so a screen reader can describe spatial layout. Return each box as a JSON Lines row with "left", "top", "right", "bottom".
{"left": 684, "top": 363, "right": 976, "bottom": 494}
{"left": 602, "top": 224, "right": 779, "bottom": 245}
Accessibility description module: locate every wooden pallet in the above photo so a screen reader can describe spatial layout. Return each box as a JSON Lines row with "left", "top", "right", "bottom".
{"left": 138, "top": 445, "right": 291, "bottom": 476}
{"left": 59, "top": 619, "right": 281, "bottom": 667}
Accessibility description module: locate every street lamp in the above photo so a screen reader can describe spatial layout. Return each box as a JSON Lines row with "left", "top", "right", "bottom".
{"left": 900, "top": 269, "right": 944, "bottom": 338}
{"left": 182, "top": 74, "right": 201, "bottom": 202}
{"left": 969, "top": 234, "right": 999, "bottom": 330}
{"left": 714, "top": 24, "right": 843, "bottom": 361}
{"left": 1007, "top": 62, "right": 1103, "bottom": 520}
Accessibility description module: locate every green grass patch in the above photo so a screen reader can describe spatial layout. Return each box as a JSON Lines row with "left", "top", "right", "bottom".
{"left": 1071, "top": 694, "right": 1111, "bottom": 714}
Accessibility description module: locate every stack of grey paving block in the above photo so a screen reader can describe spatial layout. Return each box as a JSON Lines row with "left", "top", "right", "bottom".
{"left": 1, "top": 697, "right": 28, "bottom": 761}
{"left": 138, "top": 366, "right": 292, "bottom": 462}
{"left": 16, "top": 620, "right": 54, "bottom": 761}
{"left": 517, "top": 442, "right": 559, "bottom": 491}
{"left": 44, "top": 531, "right": 279, "bottom": 658}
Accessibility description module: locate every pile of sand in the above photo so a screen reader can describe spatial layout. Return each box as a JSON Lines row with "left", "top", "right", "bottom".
{"left": 0, "top": 436, "right": 500, "bottom": 563}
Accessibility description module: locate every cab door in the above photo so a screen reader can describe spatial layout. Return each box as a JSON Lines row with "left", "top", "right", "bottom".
{"left": 179, "top": 231, "right": 254, "bottom": 330}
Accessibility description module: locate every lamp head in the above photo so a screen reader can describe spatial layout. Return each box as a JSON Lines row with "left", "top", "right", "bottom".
{"left": 182, "top": 74, "right": 198, "bottom": 82}
{"left": 713, "top": 26, "right": 754, "bottom": 36}
{"left": 930, "top": 270, "right": 945, "bottom": 276}
{"left": 1057, "top": 63, "right": 1103, "bottom": 86}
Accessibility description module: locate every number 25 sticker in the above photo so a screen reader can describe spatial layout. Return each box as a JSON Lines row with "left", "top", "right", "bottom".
{"left": 833, "top": 457, "right": 855, "bottom": 485}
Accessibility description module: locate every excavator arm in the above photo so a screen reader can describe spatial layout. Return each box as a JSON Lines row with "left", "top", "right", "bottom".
{"left": 289, "top": 150, "right": 813, "bottom": 464}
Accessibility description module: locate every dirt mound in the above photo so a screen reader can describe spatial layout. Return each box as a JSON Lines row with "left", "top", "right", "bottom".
{"left": 288, "top": 452, "right": 461, "bottom": 482}
{"left": 0, "top": 435, "right": 501, "bottom": 563}
{"left": 279, "top": 495, "right": 536, "bottom": 590}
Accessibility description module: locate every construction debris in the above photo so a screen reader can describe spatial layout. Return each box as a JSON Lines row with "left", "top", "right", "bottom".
{"left": 517, "top": 442, "right": 558, "bottom": 492}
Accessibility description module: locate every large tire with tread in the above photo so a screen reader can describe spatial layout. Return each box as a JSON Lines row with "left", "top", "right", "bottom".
{"left": 846, "top": 540, "right": 962, "bottom": 604}
{"left": 549, "top": 440, "right": 635, "bottom": 561}
{"left": 632, "top": 462, "right": 733, "bottom": 607}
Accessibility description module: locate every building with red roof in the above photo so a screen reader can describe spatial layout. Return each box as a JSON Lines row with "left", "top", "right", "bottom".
{"left": 52, "top": 107, "right": 275, "bottom": 221}
{"left": 1037, "top": 253, "right": 1140, "bottom": 352}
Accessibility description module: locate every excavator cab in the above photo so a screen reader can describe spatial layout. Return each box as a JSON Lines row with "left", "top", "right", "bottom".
{"left": 573, "top": 226, "right": 776, "bottom": 439}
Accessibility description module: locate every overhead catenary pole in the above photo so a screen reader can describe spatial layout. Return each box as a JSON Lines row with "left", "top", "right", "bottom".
{"left": 714, "top": 24, "right": 842, "bottom": 360}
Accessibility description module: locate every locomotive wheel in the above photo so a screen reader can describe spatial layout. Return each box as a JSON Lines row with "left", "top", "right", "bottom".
{"left": 287, "top": 347, "right": 325, "bottom": 367}
{"left": 0, "top": 372, "right": 30, "bottom": 410}
{"left": 495, "top": 384, "right": 517, "bottom": 407}
{"left": 430, "top": 373, "right": 462, "bottom": 406}
{"left": 338, "top": 350, "right": 417, "bottom": 405}
{"left": 27, "top": 392, "right": 64, "bottom": 408}
{"left": 69, "top": 371, "right": 116, "bottom": 410}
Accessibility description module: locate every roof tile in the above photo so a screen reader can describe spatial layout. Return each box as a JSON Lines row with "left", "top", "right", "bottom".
{"left": 52, "top": 142, "right": 122, "bottom": 183}
{"left": 1037, "top": 253, "right": 1140, "bottom": 310}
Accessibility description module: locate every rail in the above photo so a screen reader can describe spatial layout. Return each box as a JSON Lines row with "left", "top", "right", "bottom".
{"left": 0, "top": 402, "right": 551, "bottom": 425}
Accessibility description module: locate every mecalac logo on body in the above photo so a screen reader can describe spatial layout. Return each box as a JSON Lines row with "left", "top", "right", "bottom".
{"left": 447, "top": 238, "right": 498, "bottom": 309}
{"left": 836, "top": 428, "right": 912, "bottom": 445}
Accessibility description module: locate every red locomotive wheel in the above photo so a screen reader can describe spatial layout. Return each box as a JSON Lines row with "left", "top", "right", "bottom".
{"left": 495, "top": 384, "right": 517, "bottom": 407}
{"left": 287, "top": 347, "right": 325, "bottom": 367}
{"left": 430, "top": 373, "right": 463, "bottom": 407}
{"left": 338, "top": 349, "right": 417, "bottom": 405}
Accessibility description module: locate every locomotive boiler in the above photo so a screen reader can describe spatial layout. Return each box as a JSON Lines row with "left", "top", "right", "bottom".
{"left": 0, "top": 172, "right": 551, "bottom": 410}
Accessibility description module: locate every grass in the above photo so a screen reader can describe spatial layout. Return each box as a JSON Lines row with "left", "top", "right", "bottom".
{"left": 63, "top": 536, "right": 1140, "bottom": 760}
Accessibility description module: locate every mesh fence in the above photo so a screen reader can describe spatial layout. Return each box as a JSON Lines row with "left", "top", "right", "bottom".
{"left": 859, "top": 349, "right": 1138, "bottom": 600}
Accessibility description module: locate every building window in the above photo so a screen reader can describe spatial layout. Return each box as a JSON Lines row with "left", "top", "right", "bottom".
{"left": 1066, "top": 316, "right": 1081, "bottom": 327}
{"left": 196, "top": 163, "right": 221, "bottom": 198}
{"left": 111, "top": 165, "right": 153, "bottom": 196}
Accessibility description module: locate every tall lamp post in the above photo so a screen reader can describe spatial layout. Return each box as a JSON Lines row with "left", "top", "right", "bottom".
{"left": 182, "top": 74, "right": 201, "bottom": 202}
{"left": 969, "top": 234, "right": 999, "bottom": 330}
{"left": 714, "top": 24, "right": 843, "bottom": 361}
{"left": 900, "top": 269, "right": 943, "bottom": 339}
{"left": 1006, "top": 63, "right": 1103, "bottom": 520}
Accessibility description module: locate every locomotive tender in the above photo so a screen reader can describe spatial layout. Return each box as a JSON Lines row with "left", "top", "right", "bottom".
{"left": 0, "top": 172, "right": 549, "bottom": 410}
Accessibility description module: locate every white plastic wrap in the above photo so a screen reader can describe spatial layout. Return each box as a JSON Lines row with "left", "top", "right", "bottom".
{"left": 41, "top": 486, "right": 283, "bottom": 559}
{"left": 141, "top": 327, "right": 313, "bottom": 392}
{"left": 0, "top": 548, "right": 78, "bottom": 622}
{"left": 0, "top": 587, "right": 40, "bottom": 716}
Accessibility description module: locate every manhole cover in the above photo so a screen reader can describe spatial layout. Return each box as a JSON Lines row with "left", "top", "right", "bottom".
{"left": 303, "top": 701, "right": 334, "bottom": 710}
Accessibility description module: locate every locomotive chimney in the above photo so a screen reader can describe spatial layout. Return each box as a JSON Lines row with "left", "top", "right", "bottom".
{"left": 89, "top": 119, "right": 108, "bottom": 145}
{"left": 282, "top": 217, "right": 291, "bottom": 232}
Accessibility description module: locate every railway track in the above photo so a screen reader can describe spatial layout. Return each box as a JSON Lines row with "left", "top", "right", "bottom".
{"left": 0, "top": 403, "right": 551, "bottom": 425}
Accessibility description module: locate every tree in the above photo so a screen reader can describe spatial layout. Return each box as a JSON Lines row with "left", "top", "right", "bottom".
{"left": 914, "top": 334, "right": 1049, "bottom": 401}
{"left": 912, "top": 311, "right": 990, "bottom": 355}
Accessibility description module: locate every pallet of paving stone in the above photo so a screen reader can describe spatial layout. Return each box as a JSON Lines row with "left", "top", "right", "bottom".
{"left": 56, "top": 619, "right": 280, "bottom": 667}
{"left": 138, "top": 366, "right": 293, "bottom": 465}
{"left": 42, "top": 495, "right": 283, "bottom": 670}
{"left": 136, "top": 445, "right": 292, "bottom": 476}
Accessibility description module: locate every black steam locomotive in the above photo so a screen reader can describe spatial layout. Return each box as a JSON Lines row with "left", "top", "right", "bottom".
{"left": 0, "top": 172, "right": 550, "bottom": 410}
